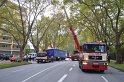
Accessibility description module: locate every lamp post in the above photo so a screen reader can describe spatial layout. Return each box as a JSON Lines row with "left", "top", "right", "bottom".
{"left": 11, "top": 38, "right": 13, "bottom": 55}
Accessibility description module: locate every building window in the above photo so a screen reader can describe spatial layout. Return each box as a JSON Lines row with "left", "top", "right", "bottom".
{"left": 16, "top": 46, "right": 19, "bottom": 48}
{"left": 3, "top": 37, "right": 8, "bottom": 40}
{"left": 2, "top": 45, "right": 7, "bottom": 47}
{"left": 3, "top": 37, "right": 5, "bottom": 40}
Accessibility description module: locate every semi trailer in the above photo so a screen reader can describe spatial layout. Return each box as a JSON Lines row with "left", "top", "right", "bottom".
{"left": 46, "top": 49, "right": 66, "bottom": 61}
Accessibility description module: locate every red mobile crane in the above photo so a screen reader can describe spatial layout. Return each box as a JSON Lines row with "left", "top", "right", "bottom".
{"left": 69, "top": 26, "right": 80, "bottom": 61}
{"left": 64, "top": 6, "right": 108, "bottom": 72}
{"left": 70, "top": 26, "right": 108, "bottom": 72}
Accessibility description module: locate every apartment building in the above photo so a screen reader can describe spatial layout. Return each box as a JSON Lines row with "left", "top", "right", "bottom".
{"left": 0, "top": 30, "right": 20, "bottom": 56}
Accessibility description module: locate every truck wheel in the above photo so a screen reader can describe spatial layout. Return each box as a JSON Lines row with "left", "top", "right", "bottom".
{"left": 79, "top": 61, "right": 81, "bottom": 69}
{"left": 79, "top": 65, "right": 81, "bottom": 68}
{"left": 82, "top": 69, "right": 86, "bottom": 72}
{"left": 100, "top": 70, "right": 104, "bottom": 73}
{"left": 37, "top": 61, "right": 39, "bottom": 63}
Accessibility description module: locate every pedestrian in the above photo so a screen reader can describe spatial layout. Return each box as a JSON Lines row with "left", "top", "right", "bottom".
{"left": 24, "top": 55, "right": 28, "bottom": 62}
{"left": 29, "top": 55, "right": 31, "bottom": 61}
{"left": 107, "top": 55, "right": 111, "bottom": 63}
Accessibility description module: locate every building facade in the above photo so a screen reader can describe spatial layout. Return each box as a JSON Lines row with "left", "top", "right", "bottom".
{"left": 0, "top": 30, "right": 20, "bottom": 56}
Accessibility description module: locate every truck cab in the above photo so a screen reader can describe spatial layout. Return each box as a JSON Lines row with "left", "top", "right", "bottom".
{"left": 71, "top": 51, "right": 79, "bottom": 61}
{"left": 79, "top": 42, "right": 108, "bottom": 72}
{"left": 36, "top": 52, "right": 48, "bottom": 63}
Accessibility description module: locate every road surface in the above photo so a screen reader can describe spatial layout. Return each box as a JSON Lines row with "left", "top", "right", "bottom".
{"left": 0, "top": 61, "right": 124, "bottom": 82}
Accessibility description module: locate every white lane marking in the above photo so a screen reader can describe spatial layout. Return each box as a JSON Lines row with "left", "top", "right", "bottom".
{"left": 101, "top": 76, "right": 109, "bottom": 82}
{"left": 13, "top": 69, "right": 25, "bottom": 72}
{"left": 21, "top": 63, "right": 63, "bottom": 82}
{"left": 57, "top": 74, "right": 68, "bottom": 82}
{"left": 69, "top": 68, "right": 73, "bottom": 71}
{"left": 73, "top": 64, "right": 75, "bottom": 67}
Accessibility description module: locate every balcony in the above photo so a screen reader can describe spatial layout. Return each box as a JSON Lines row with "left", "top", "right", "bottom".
{"left": 0, "top": 39, "right": 18, "bottom": 45}
{"left": 0, "top": 39, "right": 11, "bottom": 43}
{"left": 0, "top": 47, "right": 20, "bottom": 51}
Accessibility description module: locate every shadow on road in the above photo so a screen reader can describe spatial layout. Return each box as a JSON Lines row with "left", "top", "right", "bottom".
{"left": 82, "top": 70, "right": 105, "bottom": 74}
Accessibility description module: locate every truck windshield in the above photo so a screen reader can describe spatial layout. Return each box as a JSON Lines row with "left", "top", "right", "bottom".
{"left": 83, "top": 44, "right": 106, "bottom": 53}
{"left": 37, "top": 53, "right": 46, "bottom": 57}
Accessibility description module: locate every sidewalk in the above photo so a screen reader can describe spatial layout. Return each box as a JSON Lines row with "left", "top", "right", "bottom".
{"left": 0, "top": 60, "right": 36, "bottom": 64}
{"left": 0, "top": 60, "right": 11, "bottom": 64}
{"left": 28, "top": 60, "right": 37, "bottom": 64}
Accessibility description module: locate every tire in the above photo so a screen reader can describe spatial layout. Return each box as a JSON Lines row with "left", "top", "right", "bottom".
{"left": 82, "top": 69, "right": 87, "bottom": 72}
{"left": 37, "top": 61, "right": 39, "bottom": 63}
{"left": 78, "top": 61, "right": 81, "bottom": 69}
{"left": 100, "top": 70, "right": 104, "bottom": 73}
{"left": 79, "top": 65, "right": 81, "bottom": 68}
{"left": 79, "top": 62, "right": 81, "bottom": 68}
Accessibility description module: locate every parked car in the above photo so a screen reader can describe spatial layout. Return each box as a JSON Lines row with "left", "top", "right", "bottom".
{"left": 9, "top": 55, "right": 21, "bottom": 62}
{"left": 0, "top": 54, "right": 10, "bottom": 60}
{"left": 65, "top": 57, "right": 71, "bottom": 61}
{"left": 0, "top": 54, "right": 4, "bottom": 60}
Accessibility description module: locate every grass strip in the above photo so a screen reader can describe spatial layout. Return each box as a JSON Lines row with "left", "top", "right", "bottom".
{"left": 109, "top": 60, "right": 124, "bottom": 72}
{"left": 0, "top": 62, "right": 31, "bottom": 69}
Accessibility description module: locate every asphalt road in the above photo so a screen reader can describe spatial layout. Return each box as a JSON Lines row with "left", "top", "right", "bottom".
{"left": 0, "top": 61, "right": 124, "bottom": 82}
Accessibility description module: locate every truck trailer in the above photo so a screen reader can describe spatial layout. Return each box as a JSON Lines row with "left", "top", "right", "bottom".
{"left": 46, "top": 49, "right": 66, "bottom": 61}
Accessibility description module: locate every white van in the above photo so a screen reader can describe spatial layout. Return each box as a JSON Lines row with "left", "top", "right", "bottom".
{"left": 28, "top": 53, "right": 37, "bottom": 59}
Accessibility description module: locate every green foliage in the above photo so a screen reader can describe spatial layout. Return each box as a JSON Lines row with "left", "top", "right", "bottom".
{"left": 0, "top": 1, "right": 25, "bottom": 46}
{"left": 0, "top": 0, "right": 7, "bottom": 7}
{"left": 51, "top": 0, "right": 59, "bottom": 5}
{"left": 30, "top": 16, "right": 52, "bottom": 52}
{"left": 25, "top": 49, "right": 31, "bottom": 55}
{"left": 63, "top": 0, "right": 72, "bottom": 5}
{"left": 109, "top": 61, "right": 124, "bottom": 72}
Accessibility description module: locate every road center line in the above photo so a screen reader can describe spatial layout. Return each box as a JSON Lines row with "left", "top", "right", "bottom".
{"left": 13, "top": 69, "right": 25, "bottom": 72}
{"left": 69, "top": 68, "right": 73, "bottom": 71}
{"left": 57, "top": 74, "right": 68, "bottom": 82}
{"left": 101, "top": 76, "right": 109, "bottom": 82}
{"left": 21, "top": 63, "right": 63, "bottom": 82}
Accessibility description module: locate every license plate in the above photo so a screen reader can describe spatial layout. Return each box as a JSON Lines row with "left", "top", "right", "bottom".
{"left": 93, "top": 63, "right": 99, "bottom": 65}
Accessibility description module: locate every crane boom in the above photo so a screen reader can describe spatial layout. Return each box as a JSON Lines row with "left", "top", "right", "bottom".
{"left": 63, "top": 6, "right": 80, "bottom": 52}
{"left": 70, "top": 25, "right": 80, "bottom": 51}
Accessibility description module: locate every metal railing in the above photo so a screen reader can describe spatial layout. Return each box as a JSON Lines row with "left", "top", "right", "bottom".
{"left": 0, "top": 47, "right": 20, "bottom": 51}
{"left": 0, "top": 39, "right": 18, "bottom": 45}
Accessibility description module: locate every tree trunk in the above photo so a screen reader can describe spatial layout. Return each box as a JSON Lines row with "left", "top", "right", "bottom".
{"left": 20, "top": 44, "right": 26, "bottom": 62}
{"left": 20, "top": 48, "right": 24, "bottom": 62}
{"left": 36, "top": 47, "right": 39, "bottom": 53}
{"left": 115, "top": 33, "right": 123, "bottom": 64}
{"left": 34, "top": 46, "right": 39, "bottom": 53}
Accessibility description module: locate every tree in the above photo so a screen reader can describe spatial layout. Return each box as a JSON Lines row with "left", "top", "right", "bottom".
{"left": 0, "top": 0, "right": 50, "bottom": 61}
{"left": 29, "top": 16, "right": 54, "bottom": 53}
